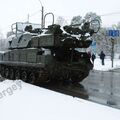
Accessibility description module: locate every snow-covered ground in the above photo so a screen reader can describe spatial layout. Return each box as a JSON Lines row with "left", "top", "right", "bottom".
{"left": 94, "top": 58, "right": 120, "bottom": 71}
{"left": 0, "top": 80, "right": 120, "bottom": 120}
{"left": 0, "top": 58, "right": 120, "bottom": 120}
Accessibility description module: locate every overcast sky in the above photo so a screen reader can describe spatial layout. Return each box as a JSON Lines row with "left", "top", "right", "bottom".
{"left": 1, "top": 0, "right": 120, "bottom": 37}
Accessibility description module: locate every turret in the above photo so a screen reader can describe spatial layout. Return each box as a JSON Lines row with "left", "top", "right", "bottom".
{"left": 8, "top": 19, "right": 100, "bottom": 50}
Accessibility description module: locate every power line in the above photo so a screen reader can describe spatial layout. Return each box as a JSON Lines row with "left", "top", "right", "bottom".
{"left": 29, "top": 10, "right": 41, "bottom": 17}
{"left": 100, "top": 12, "right": 120, "bottom": 17}
{"left": 2, "top": 11, "right": 120, "bottom": 34}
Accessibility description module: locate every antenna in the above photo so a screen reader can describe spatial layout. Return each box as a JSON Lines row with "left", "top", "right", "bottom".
{"left": 27, "top": 14, "right": 30, "bottom": 23}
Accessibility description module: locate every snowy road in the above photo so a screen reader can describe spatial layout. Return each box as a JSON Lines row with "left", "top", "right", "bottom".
{"left": 82, "top": 70, "right": 120, "bottom": 109}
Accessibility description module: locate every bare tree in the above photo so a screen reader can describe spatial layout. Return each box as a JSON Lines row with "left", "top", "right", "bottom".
{"left": 0, "top": 31, "right": 7, "bottom": 50}
{"left": 56, "top": 16, "right": 68, "bottom": 26}
{"left": 71, "top": 15, "right": 82, "bottom": 25}
{"left": 84, "top": 12, "right": 101, "bottom": 23}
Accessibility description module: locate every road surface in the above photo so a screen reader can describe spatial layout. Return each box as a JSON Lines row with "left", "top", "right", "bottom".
{"left": 82, "top": 69, "right": 120, "bottom": 109}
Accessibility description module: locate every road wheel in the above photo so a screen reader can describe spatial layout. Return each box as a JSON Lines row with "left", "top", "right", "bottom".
{"left": 28, "top": 72, "right": 35, "bottom": 84}
{"left": 1, "top": 66, "right": 5, "bottom": 77}
{"left": 9, "top": 69, "right": 14, "bottom": 80}
{"left": 5, "top": 68, "right": 9, "bottom": 78}
{"left": 21, "top": 71, "right": 27, "bottom": 81}
{"left": 15, "top": 70, "right": 20, "bottom": 80}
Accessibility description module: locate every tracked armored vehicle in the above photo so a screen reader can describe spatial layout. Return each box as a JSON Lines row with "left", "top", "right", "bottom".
{"left": 0, "top": 20, "right": 100, "bottom": 84}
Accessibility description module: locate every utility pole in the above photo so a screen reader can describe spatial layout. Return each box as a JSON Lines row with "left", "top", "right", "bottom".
{"left": 107, "top": 29, "right": 119, "bottom": 68}
{"left": 41, "top": 6, "right": 44, "bottom": 28}
{"left": 111, "top": 38, "right": 114, "bottom": 68}
{"left": 38, "top": 0, "right": 44, "bottom": 28}
{"left": 111, "top": 38, "right": 114, "bottom": 67}
{"left": 27, "top": 14, "right": 30, "bottom": 23}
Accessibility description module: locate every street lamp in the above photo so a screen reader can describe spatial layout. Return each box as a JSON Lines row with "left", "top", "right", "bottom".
{"left": 38, "top": 0, "right": 44, "bottom": 28}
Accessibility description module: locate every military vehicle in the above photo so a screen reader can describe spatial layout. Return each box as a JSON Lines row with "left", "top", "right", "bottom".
{"left": 0, "top": 19, "right": 100, "bottom": 84}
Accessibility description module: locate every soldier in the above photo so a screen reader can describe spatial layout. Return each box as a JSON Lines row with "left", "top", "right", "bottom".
{"left": 25, "top": 25, "right": 32, "bottom": 32}
{"left": 91, "top": 53, "right": 96, "bottom": 65}
{"left": 99, "top": 51, "right": 105, "bottom": 65}
{"left": 87, "top": 51, "right": 91, "bottom": 58}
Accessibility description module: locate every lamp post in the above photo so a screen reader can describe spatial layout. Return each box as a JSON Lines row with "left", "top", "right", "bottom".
{"left": 38, "top": 0, "right": 44, "bottom": 28}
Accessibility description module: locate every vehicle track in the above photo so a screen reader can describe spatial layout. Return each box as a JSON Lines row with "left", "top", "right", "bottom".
{"left": 0, "top": 77, "right": 88, "bottom": 99}
{"left": 38, "top": 81, "right": 89, "bottom": 99}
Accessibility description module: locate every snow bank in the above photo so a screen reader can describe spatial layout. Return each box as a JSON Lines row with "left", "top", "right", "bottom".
{"left": 0, "top": 80, "right": 120, "bottom": 120}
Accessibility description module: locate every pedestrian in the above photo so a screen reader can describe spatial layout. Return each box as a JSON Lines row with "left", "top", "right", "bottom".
{"left": 87, "top": 51, "right": 91, "bottom": 58}
{"left": 91, "top": 53, "right": 96, "bottom": 65}
{"left": 99, "top": 51, "right": 105, "bottom": 65}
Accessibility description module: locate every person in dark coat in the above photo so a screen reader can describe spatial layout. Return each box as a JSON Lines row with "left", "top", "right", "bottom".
{"left": 87, "top": 51, "right": 91, "bottom": 58}
{"left": 91, "top": 53, "right": 96, "bottom": 65}
{"left": 99, "top": 51, "right": 105, "bottom": 65}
